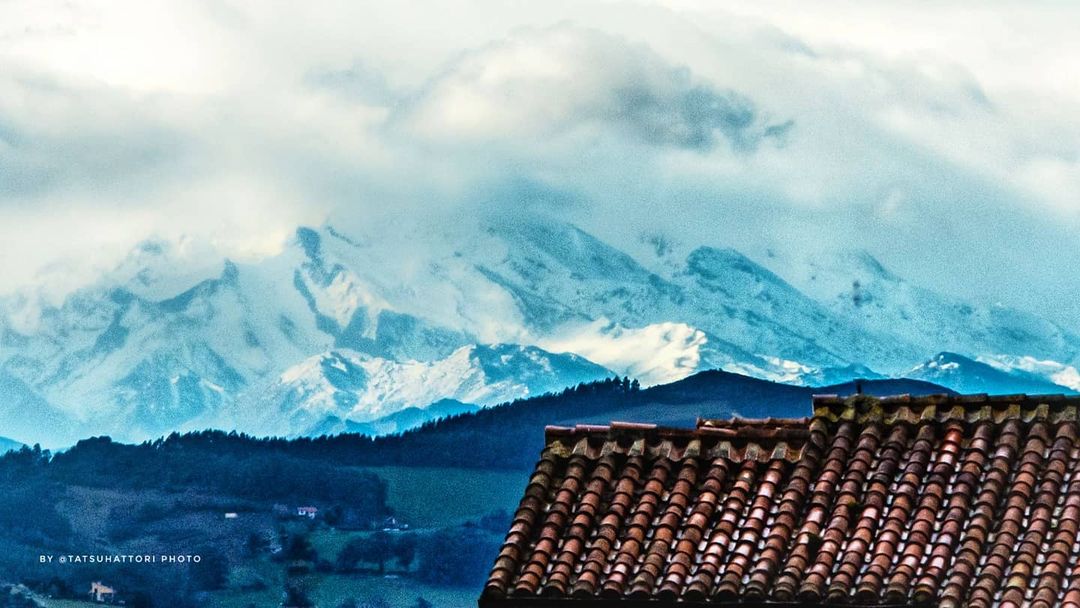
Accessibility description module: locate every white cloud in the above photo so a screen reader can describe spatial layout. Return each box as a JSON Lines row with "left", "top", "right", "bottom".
{"left": 538, "top": 319, "right": 707, "bottom": 386}
{"left": 392, "top": 25, "right": 788, "bottom": 153}
{"left": 0, "top": 0, "right": 1078, "bottom": 327}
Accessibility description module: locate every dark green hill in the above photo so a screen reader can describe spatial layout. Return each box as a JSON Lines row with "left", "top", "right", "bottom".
{"left": 347, "top": 371, "right": 953, "bottom": 470}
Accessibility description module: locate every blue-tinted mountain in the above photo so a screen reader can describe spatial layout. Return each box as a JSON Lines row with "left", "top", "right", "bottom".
{"left": 351, "top": 370, "right": 957, "bottom": 471}
{"left": 906, "top": 352, "right": 1077, "bottom": 395}
{"left": 0, "top": 436, "right": 24, "bottom": 455}
{"left": 0, "top": 368, "right": 76, "bottom": 446}
{"left": 305, "top": 398, "right": 481, "bottom": 438}
{"left": 241, "top": 345, "right": 609, "bottom": 437}
{"left": 0, "top": 217, "right": 1077, "bottom": 446}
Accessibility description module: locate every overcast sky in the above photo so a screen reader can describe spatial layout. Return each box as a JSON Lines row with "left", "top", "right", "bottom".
{"left": 1, "top": 1, "right": 1078, "bottom": 325}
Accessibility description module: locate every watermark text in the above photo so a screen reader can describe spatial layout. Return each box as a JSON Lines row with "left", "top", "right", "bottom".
{"left": 39, "top": 554, "right": 202, "bottom": 565}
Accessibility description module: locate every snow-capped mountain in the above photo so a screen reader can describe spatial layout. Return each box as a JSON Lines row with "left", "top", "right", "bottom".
{"left": 906, "top": 352, "right": 1077, "bottom": 396}
{"left": 1, "top": 216, "right": 1078, "bottom": 446}
{"left": 976, "top": 354, "right": 1080, "bottom": 392}
{"left": 779, "top": 250, "right": 1080, "bottom": 365}
{"left": 329, "top": 398, "right": 481, "bottom": 438}
{"left": 0, "top": 368, "right": 77, "bottom": 446}
{"left": 237, "top": 344, "right": 610, "bottom": 437}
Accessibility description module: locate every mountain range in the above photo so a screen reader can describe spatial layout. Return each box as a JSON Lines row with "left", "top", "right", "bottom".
{"left": 299, "top": 371, "right": 959, "bottom": 472}
{"left": 1, "top": 217, "right": 1077, "bottom": 446}
{"left": 905, "top": 352, "right": 1077, "bottom": 396}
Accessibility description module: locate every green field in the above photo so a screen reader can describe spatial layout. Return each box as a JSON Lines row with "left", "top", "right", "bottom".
{"left": 212, "top": 466, "right": 525, "bottom": 608}
{"left": 309, "top": 527, "right": 367, "bottom": 561}
{"left": 357, "top": 466, "right": 528, "bottom": 528}
{"left": 312, "top": 573, "right": 475, "bottom": 607}
{"left": 39, "top": 567, "right": 480, "bottom": 608}
{"left": 305, "top": 465, "right": 525, "bottom": 565}
{"left": 207, "top": 572, "right": 475, "bottom": 608}
{"left": 29, "top": 466, "right": 523, "bottom": 608}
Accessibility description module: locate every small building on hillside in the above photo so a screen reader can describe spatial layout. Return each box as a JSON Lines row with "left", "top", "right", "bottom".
{"left": 88, "top": 581, "right": 116, "bottom": 603}
{"left": 381, "top": 515, "right": 409, "bottom": 531}
{"left": 481, "top": 393, "right": 1080, "bottom": 608}
{"left": 297, "top": 506, "right": 319, "bottom": 519}
{"left": 224, "top": 512, "right": 239, "bottom": 519}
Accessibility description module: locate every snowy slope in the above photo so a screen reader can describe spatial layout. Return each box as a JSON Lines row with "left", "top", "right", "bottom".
{"left": 437, "top": 221, "right": 909, "bottom": 382}
{"left": 976, "top": 354, "right": 1080, "bottom": 392}
{"left": 0, "top": 368, "right": 77, "bottom": 446}
{"left": 239, "top": 344, "right": 611, "bottom": 437}
{"left": 0, "top": 436, "right": 23, "bottom": 454}
{"left": 906, "top": 352, "right": 1077, "bottom": 395}
{"left": 1, "top": 216, "right": 1078, "bottom": 445}
{"left": 0, "top": 250, "right": 331, "bottom": 441}
{"left": 771, "top": 250, "right": 1080, "bottom": 373}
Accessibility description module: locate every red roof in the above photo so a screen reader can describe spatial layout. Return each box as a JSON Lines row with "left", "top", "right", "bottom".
{"left": 481, "top": 394, "right": 1080, "bottom": 607}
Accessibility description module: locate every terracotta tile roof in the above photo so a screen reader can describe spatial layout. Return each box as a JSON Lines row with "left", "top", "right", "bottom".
{"left": 481, "top": 393, "right": 1080, "bottom": 607}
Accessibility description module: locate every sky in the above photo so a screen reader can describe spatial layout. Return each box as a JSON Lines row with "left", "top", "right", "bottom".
{"left": 1, "top": 0, "right": 1078, "bottom": 325}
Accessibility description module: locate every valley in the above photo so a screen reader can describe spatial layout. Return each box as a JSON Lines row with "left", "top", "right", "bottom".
{"left": 0, "top": 371, "right": 958, "bottom": 607}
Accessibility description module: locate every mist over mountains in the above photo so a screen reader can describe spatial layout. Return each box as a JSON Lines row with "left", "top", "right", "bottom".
{"left": 1, "top": 217, "right": 1077, "bottom": 447}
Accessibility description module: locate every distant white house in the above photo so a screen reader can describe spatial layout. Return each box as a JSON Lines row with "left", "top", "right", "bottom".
{"left": 89, "top": 581, "right": 116, "bottom": 603}
{"left": 224, "top": 512, "right": 239, "bottom": 519}
{"left": 381, "top": 515, "right": 408, "bottom": 531}
{"left": 296, "top": 506, "right": 318, "bottom": 519}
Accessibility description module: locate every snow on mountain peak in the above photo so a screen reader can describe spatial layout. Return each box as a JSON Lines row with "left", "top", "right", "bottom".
{"left": 251, "top": 343, "right": 611, "bottom": 436}
{"left": 977, "top": 354, "right": 1080, "bottom": 392}
{"left": 3, "top": 218, "right": 1080, "bottom": 445}
{"left": 537, "top": 319, "right": 707, "bottom": 386}
{"left": 920, "top": 352, "right": 964, "bottom": 371}
{"left": 906, "top": 351, "right": 1078, "bottom": 395}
